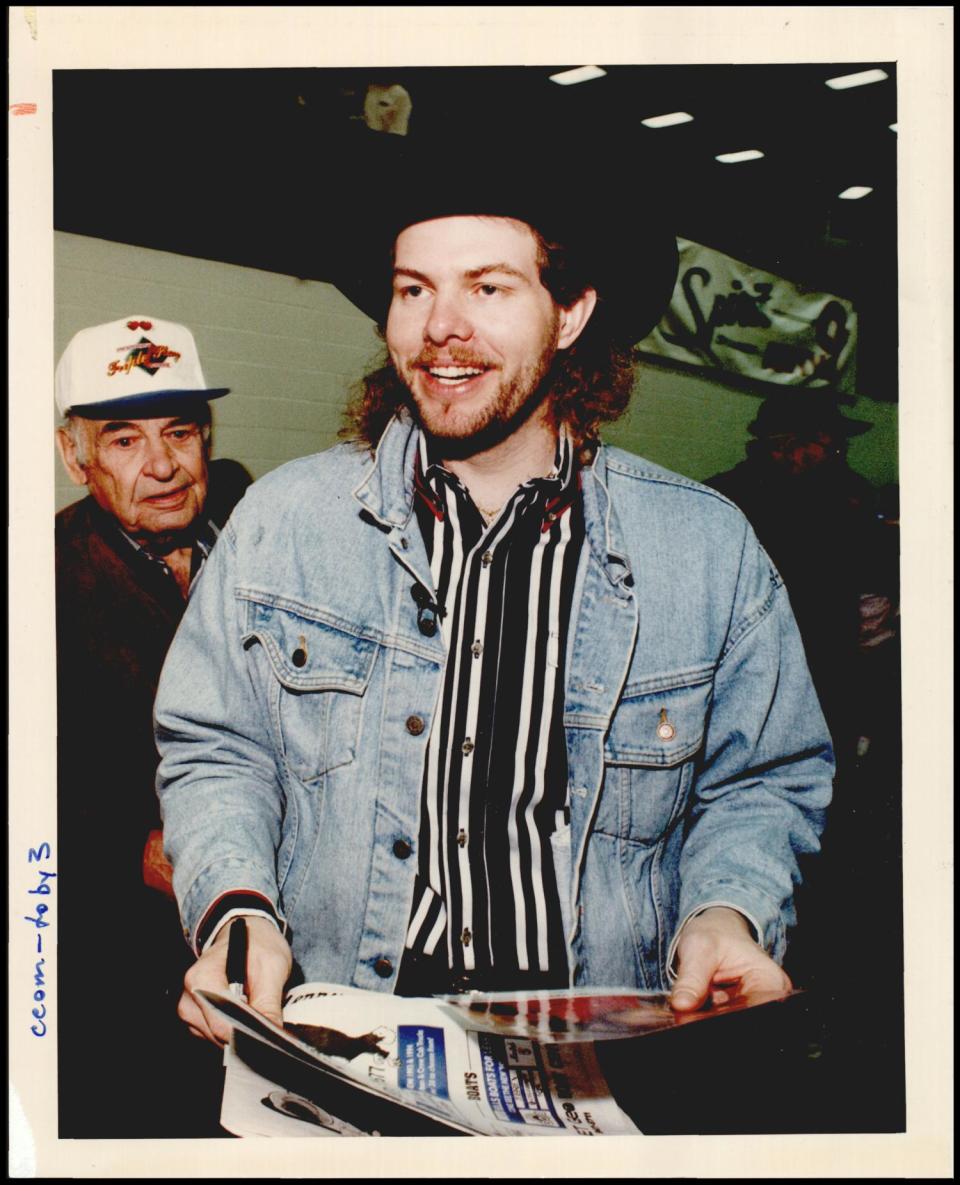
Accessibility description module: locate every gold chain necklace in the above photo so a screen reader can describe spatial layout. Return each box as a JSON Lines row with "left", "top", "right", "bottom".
{"left": 472, "top": 465, "right": 559, "bottom": 524}
{"left": 476, "top": 501, "right": 502, "bottom": 523}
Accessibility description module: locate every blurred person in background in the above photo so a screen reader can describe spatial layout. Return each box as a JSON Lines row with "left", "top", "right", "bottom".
{"left": 707, "top": 392, "right": 897, "bottom": 771}
{"left": 707, "top": 393, "right": 900, "bottom": 995}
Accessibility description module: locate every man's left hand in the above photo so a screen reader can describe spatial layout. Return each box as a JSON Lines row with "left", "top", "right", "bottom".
{"left": 670, "top": 906, "right": 791, "bottom": 1012}
{"left": 142, "top": 828, "right": 176, "bottom": 899}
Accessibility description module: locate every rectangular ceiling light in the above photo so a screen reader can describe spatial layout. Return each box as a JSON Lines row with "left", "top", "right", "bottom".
{"left": 839, "top": 185, "right": 874, "bottom": 200}
{"left": 825, "top": 68, "right": 889, "bottom": 90}
{"left": 715, "top": 148, "right": 765, "bottom": 164}
{"left": 641, "top": 111, "right": 694, "bottom": 129}
{"left": 549, "top": 65, "right": 607, "bottom": 86}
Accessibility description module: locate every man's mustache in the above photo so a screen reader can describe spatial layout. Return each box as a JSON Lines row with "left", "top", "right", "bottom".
{"left": 411, "top": 350, "right": 495, "bottom": 370}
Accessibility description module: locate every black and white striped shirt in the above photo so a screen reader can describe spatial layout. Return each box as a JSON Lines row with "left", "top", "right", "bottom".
{"left": 404, "top": 430, "right": 586, "bottom": 990}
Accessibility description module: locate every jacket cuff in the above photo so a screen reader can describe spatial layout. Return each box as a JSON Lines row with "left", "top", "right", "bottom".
{"left": 195, "top": 891, "right": 285, "bottom": 955}
{"left": 177, "top": 856, "right": 287, "bottom": 952}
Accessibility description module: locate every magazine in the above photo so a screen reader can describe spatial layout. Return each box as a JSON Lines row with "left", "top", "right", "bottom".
{"left": 201, "top": 982, "right": 795, "bottom": 1138}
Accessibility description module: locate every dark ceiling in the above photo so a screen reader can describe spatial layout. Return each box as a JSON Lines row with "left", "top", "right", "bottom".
{"left": 53, "top": 64, "right": 898, "bottom": 396}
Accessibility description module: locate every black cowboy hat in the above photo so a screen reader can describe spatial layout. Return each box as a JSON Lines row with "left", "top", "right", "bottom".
{"left": 748, "top": 392, "right": 873, "bottom": 440}
{"left": 324, "top": 130, "right": 679, "bottom": 346}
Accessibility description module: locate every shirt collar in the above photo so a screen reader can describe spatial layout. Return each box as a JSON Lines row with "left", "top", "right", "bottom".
{"left": 416, "top": 426, "right": 577, "bottom": 520}
{"left": 117, "top": 516, "right": 220, "bottom": 591}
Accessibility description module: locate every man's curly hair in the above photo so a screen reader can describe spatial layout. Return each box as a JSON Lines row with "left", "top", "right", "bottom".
{"left": 340, "top": 225, "right": 638, "bottom": 461}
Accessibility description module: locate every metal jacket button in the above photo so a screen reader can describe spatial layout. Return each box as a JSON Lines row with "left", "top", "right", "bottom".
{"left": 406, "top": 715, "right": 425, "bottom": 736}
{"left": 393, "top": 838, "right": 412, "bottom": 860}
{"left": 657, "top": 708, "right": 676, "bottom": 741}
{"left": 374, "top": 957, "right": 393, "bottom": 978}
{"left": 292, "top": 635, "right": 307, "bottom": 667}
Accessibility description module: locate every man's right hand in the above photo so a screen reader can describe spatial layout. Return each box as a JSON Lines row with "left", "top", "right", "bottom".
{"left": 178, "top": 915, "right": 293, "bottom": 1045}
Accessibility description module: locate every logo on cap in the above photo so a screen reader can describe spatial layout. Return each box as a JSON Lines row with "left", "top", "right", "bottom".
{"left": 107, "top": 336, "right": 182, "bottom": 378}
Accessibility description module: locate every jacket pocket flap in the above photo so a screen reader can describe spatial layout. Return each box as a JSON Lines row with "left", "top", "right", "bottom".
{"left": 604, "top": 679, "right": 712, "bottom": 767}
{"left": 244, "top": 602, "right": 378, "bottom": 693}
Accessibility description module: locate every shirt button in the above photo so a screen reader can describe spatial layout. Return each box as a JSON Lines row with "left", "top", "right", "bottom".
{"left": 456, "top": 829, "right": 468, "bottom": 848}
{"left": 481, "top": 551, "right": 493, "bottom": 567}
{"left": 406, "top": 715, "right": 426, "bottom": 736}
{"left": 374, "top": 957, "right": 393, "bottom": 978}
{"left": 393, "top": 838, "right": 412, "bottom": 860}
{"left": 471, "top": 640, "right": 483, "bottom": 658}
{"left": 461, "top": 738, "right": 474, "bottom": 755}
{"left": 461, "top": 928, "right": 472, "bottom": 947}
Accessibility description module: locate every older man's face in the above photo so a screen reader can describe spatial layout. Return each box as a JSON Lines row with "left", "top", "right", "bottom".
{"left": 386, "top": 216, "right": 565, "bottom": 447}
{"left": 60, "top": 414, "right": 209, "bottom": 539}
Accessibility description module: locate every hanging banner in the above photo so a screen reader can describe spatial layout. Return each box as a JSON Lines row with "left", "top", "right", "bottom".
{"left": 639, "top": 238, "right": 857, "bottom": 393}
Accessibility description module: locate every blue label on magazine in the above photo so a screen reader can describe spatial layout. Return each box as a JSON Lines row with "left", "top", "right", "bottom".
{"left": 397, "top": 1025, "right": 449, "bottom": 1098}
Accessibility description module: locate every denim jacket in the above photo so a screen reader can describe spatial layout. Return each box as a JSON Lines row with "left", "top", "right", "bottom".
{"left": 155, "top": 414, "right": 833, "bottom": 992}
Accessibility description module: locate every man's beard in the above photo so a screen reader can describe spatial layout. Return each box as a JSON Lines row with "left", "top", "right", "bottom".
{"left": 402, "top": 338, "right": 561, "bottom": 462}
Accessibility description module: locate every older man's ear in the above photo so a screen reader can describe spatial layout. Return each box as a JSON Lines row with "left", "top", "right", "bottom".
{"left": 56, "top": 425, "right": 90, "bottom": 487}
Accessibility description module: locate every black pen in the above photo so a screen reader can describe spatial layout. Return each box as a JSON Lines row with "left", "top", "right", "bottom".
{"left": 226, "top": 917, "right": 249, "bottom": 1004}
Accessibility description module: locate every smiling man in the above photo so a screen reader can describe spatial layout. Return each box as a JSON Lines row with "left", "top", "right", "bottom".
{"left": 386, "top": 217, "right": 585, "bottom": 447}
{"left": 155, "top": 150, "right": 833, "bottom": 1051}
{"left": 54, "top": 316, "right": 248, "bottom": 1136}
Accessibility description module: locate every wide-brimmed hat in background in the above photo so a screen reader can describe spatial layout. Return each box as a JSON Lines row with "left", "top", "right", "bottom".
{"left": 748, "top": 392, "right": 873, "bottom": 440}
{"left": 56, "top": 315, "right": 230, "bottom": 419}
{"left": 325, "top": 131, "right": 679, "bottom": 347}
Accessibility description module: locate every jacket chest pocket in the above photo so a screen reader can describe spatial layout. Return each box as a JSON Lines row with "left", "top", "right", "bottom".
{"left": 243, "top": 601, "right": 379, "bottom": 785}
{"left": 599, "top": 677, "right": 713, "bottom": 845}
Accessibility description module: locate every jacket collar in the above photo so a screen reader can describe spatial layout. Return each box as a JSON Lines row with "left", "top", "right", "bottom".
{"left": 351, "top": 409, "right": 421, "bottom": 530}
{"left": 578, "top": 447, "right": 635, "bottom": 592}
{"left": 352, "top": 410, "right": 634, "bottom": 590}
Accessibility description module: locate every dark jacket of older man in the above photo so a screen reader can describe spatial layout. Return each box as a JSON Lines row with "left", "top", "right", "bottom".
{"left": 55, "top": 457, "right": 249, "bottom": 1137}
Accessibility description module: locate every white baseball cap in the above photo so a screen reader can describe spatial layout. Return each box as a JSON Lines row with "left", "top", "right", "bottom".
{"left": 55, "top": 315, "right": 230, "bottom": 418}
